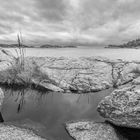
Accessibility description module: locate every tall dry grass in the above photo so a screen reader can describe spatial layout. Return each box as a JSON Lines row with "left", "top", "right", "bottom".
{"left": 0, "top": 34, "right": 56, "bottom": 90}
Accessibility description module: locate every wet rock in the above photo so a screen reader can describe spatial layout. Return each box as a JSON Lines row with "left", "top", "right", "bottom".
{"left": 97, "top": 86, "right": 140, "bottom": 128}
{"left": 0, "top": 123, "right": 46, "bottom": 140}
{"left": 66, "top": 121, "right": 123, "bottom": 140}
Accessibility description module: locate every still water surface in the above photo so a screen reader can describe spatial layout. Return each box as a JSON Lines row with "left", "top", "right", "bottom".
{"left": 1, "top": 88, "right": 112, "bottom": 140}
{"left": 6, "top": 47, "right": 140, "bottom": 61}
{"left": 2, "top": 88, "right": 140, "bottom": 140}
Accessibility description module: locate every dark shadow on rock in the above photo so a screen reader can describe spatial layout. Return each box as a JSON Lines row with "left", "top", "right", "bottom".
{"left": 106, "top": 121, "right": 140, "bottom": 140}
{"left": 0, "top": 83, "right": 53, "bottom": 93}
{"left": 0, "top": 112, "right": 4, "bottom": 122}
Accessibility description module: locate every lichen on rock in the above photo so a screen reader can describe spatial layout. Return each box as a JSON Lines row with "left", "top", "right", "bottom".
{"left": 0, "top": 123, "right": 46, "bottom": 140}
{"left": 66, "top": 121, "right": 123, "bottom": 140}
{"left": 97, "top": 86, "right": 140, "bottom": 128}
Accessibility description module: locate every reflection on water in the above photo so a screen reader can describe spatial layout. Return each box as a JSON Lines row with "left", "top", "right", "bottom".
{"left": 1, "top": 88, "right": 112, "bottom": 140}
{"left": 2, "top": 88, "right": 140, "bottom": 140}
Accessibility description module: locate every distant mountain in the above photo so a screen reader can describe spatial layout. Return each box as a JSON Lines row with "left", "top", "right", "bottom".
{"left": 106, "top": 38, "right": 140, "bottom": 48}
{"left": 40, "top": 44, "right": 76, "bottom": 48}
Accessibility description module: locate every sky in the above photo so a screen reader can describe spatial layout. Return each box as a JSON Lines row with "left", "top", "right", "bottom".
{"left": 0, "top": 0, "right": 140, "bottom": 46}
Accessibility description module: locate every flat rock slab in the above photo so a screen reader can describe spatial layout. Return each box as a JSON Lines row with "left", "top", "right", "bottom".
{"left": 97, "top": 86, "right": 140, "bottom": 128}
{"left": 25, "top": 57, "right": 136, "bottom": 93}
{"left": 0, "top": 123, "right": 46, "bottom": 140}
{"left": 0, "top": 53, "right": 139, "bottom": 93}
{"left": 66, "top": 121, "right": 123, "bottom": 140}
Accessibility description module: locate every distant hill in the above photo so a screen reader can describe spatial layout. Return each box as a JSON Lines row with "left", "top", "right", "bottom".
{"left": 106, "top": 38, "right": 140, "bottom": 48}
{"left": 0, "top": 43, "right": 77, "bottom": 48}
{"left": 0, "top": 44, "right": 32, "bottom": 48}
{"left": 40, "top": 44, "right": 76, "bottom": 48}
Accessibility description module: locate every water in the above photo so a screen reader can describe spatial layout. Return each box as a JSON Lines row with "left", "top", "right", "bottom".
{"left": 1, "top": 88, "right": 113, "bottom": 140}
{"left": 2, "top": 88, "right": 140, "bottom": 140}
{"left": 3, "top": 47, "right": 140, "bottom": 139}
{"left": 5, "top": 47, "right": 140, "bottom": 61}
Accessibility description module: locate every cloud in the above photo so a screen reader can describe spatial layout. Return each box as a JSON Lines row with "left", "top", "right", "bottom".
{"left": 0, "top": 0, "right": 140, "bottom": 45}
{"left": 34, "top": 0, "right": 67, "bottom": 22}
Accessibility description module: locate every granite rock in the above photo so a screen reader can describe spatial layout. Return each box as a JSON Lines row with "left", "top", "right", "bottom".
{"left": 66, "top": 121, "right": 123, "bottom": 140}
{"left": 0, "top": 123, "right": 46, "bottom": 140}
{"left": 97, "top": 86, "right": 140, "bottom": 128}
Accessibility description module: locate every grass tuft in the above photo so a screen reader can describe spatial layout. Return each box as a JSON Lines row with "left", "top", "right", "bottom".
{"left": 0, "top": 34, "right": 56, "bottom": 91}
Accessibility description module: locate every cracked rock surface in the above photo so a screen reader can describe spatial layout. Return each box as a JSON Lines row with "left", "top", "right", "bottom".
{"left": 25, "top": 57, "right": 137, "bottom": 93}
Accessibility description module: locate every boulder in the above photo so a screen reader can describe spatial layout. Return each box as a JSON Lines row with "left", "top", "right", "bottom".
{"left": 40, "top": 57, "right": 113, "bottom": 93}
{"left": 0, "top": 123, "right": 46, "bottom": 140}
{"left": 7, "top": 119, "right": 47, "bottom": 137}
{"left": 28, "top": 57, "right": 135, "bottom": 93}
{"left": 66, "top": 121, "right": 123, "bottom": 140}
{"left": 97, "top": 86, "right": 140, "bottom": 128}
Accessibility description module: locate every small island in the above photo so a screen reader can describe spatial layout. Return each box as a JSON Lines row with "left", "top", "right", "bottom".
{"left": 0, "top": 44, "right": 33, "bottom": 48}
{"left": 0, "top": 43, "right": 77, "bottom": 48}
{"left": 40, "top": 44, "right": 76, "bottom": 48}
{"left": 106, "top": 38, "right": 140, "bottom": 48}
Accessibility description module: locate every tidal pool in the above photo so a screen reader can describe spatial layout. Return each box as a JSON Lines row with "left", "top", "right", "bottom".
{"left": 1, "top": 88, "right": 113, "bottom": 140}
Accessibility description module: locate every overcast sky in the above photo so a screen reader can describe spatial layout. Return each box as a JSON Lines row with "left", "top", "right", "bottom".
{"left": 0, "top": 0, "right": 140, "bottom": 45}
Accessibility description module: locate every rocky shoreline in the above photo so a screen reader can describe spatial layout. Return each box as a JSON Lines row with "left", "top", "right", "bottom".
{"left": 2, "top": 47, "right": 140, "bottom": 139}
{"left": 1, "top": 47, "right": 140, "bottom": 93}
{"left": 66, "top": 85, "right": 140, "bottom": 140}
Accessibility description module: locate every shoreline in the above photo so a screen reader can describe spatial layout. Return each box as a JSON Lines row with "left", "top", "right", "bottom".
{"left": 0, "top": 47, "right": 139, "bottom": 94}
{"left": 1, "top": 47, "right": 140, "bottom": 139}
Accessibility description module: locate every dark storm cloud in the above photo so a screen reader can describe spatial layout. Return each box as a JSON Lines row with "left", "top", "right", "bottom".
{"left": 75, "top": 0, "right": 140, "bottom": 44}
{"left": 0, "top": 0, "right": 140, "bottom": 44}
{"left": 34, "top": 0, "right": 67, "bottom": 22}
